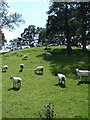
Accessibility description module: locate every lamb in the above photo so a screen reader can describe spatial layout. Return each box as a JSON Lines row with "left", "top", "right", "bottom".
{"left": 34, "top": 66, "right": 44, "bottom": 74}
{"left": 19, "top": 64, "right": 24, "bottom": 72}
{"left": 55, "top": 73, "right": 66, "bottom": 85}
{"left": 2, "top": 65, "right": 8, "bottom": 72}
{"left": 10, "top": 75, "right": 22, "bottom": 88}
{"left": 22, "top": 55, "right": 28, "bottom": 60}
{"left": 76, "top": 68, "right": 90, "bottom": 81}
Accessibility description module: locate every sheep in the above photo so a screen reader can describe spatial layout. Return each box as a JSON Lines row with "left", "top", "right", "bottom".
{"left": 55, "top": 73, "right": 66, "bottom": 85}
{"left": 19, "top": 64, "right": 24, "bottom": 72}
{"left": 10, "top": 75, "right": 22, "bottom": 88}
{"left": 2, "top": 65, "right": 8, "bottom": 72}
{"left": 20, "top": 64, "right": 24, "bottom": 69}
{"left": 76, "top": 68, "right": 90, "bottom": 81}
{"left": 34, "top": 66, "right": 44, "bottom": 74}
{"left": 45, "top": 52, "right": 52, "bottom": 57}
{"left": 22, "top": 55, "right": 28, "bottom": 60}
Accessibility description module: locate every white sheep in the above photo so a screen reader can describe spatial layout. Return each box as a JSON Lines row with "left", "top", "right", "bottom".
{"left": 45, "top": 52, "right": 52, "bottom": 57}
{"left": 34, "top": 66, "right": 44, "bottom": 74}
{"left": 10, "top": 75, "right": 22, "bottom": 88}
{"left": 22, "top": 55, "right": 28, "bottom": 60}
{"left": 55, "top": 73, "right": 66, "bottom": 85}
{"left": 20, "top": 64, "right": 24, "bottom": 69}
{"left": 19, "top": 64, "right": 24, "bottom": 72}
{"left": 2, "top": 65, "right": 8, "bottom": 72}
{"left": 76, "top": 68, "right": 90, "bottom": 81}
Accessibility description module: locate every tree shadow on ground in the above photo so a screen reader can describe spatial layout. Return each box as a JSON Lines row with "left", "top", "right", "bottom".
{"left": 77, "top": 80, "right": 90, "bottom": 85}
{"left": 36, "top": 48, "right": 90, "bottom": 78}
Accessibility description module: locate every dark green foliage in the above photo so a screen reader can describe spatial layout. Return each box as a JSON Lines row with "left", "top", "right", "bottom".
{"left": 46, "top": 2, "right": 90, "bottom": 52}
{"left": 0, "top": 0, "right": 25, "bottom": 30}
{"left": 39, "top": 103, "right": 55, "bottom": 119}
{"left": 0, "top": 29, "right": 6, "bottom": 45}
{"left": 36, "top": 27, "right": 47, "bottom": 44}
{"left": 21, "top": 25, "right": 36, "bottom": 45}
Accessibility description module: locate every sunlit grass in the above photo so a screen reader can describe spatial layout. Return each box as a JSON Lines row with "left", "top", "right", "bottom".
{"left": 2, "top": 46, "right": 90, "bottom": 118}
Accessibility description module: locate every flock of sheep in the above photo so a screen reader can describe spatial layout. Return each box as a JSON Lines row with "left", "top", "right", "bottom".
{"left": 2, "top": 50, "right": 90, "bottom": 89}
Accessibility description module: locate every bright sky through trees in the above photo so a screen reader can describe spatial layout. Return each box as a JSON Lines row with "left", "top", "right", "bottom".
{"left": 2, "top": 0, "right": 49, "bottom": 42}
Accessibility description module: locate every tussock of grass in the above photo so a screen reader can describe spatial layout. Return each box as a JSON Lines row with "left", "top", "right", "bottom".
{"left": 2, "top": 46, "right": 90, "bottom": 118}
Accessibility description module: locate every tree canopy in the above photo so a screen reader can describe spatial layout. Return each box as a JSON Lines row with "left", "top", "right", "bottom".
{"left": 46, "top": 2, "right": 90, "bottom": 52}
{"left": 0, "top": 0, "right": 25, "bottom": 45}
{"left": 0, "top": 0, "right": 25, "bottom": 30}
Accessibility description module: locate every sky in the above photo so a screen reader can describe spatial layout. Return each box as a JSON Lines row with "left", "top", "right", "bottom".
{"left": 2, "top": 0, "right": 50, "bottom": 42}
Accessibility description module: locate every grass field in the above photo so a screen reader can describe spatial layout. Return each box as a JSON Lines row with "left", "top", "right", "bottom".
{"left": 1, "top": 46, "right": 90, "bottom": 118}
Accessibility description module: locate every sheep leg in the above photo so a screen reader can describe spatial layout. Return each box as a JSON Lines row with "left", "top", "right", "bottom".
{"left": 88, "top": 73, "right": 90, "bottom": 80}
{"left": 80, "top": 75, "right": 82, "bottom": 81}
{"left": 63, "top": 80, "right": 65, "bottom": 85}
{"left": 59, "top": 79, "right": 60, "bottom": 84}
{"left": 13, "top": 82, "right": 16, "bottom": 88}
{"left": 18, "top": 82, "right": 21, "bottom": 88}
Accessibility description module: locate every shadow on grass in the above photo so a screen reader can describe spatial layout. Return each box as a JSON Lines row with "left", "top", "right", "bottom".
{"left": 36, "top": 47, "right": 90, "bottom": 78}
{"left": 77, "top": 80, "right": 90, "bottom": 85}
{"left": 8, "top": 87, "right": 20, "bottom": 91}
{"left": 55, "top": 82, "right": 66, "bottom": 88}
{"left": 35, "top": 72, "right": 43, "bottom": 75}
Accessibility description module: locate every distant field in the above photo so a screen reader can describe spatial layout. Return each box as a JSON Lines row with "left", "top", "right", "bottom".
{"left": 1, "top": 46, "right": 90, "bottom": 118}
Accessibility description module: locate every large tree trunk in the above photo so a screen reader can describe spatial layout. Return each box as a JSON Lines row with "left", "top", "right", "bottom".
{"left": 82, "top": 24, "right": 87, "bottom": 51}
{"left": 65, "top": 3, "right": 72, "bottom": 54}
{"left": 80, "top": 3, "right": 87, "bottom": 51}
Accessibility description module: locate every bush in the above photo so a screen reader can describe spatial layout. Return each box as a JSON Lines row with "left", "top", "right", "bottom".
{"left": 39, "top": 103, "right": 55, "bottom": 120}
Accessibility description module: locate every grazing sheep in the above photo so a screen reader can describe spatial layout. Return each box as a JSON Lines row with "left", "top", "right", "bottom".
{"left": 10, "top": 75, "right": 22, "bottom": 88}
{"left": 76, "top": 68, "right": 90, "bottom": 81}
{"left": 34, "top": 66, "right": 44, "bottom": 74}
{"left": 20, "top": 64, "right": 24, "bottom": 69}
{"left": 22, "top": 55, "right": 28, "bottom": 60}
{"left": 2, "top": 65, "right": 8, "bottom": 72}
{"left": 19, "top": 64, "right": 24, "bottom": 72}
{"left": 55, "top": 73, "right": 66, "bottom": 85}
{"left": 45, "top": 52, "right": 52, "bottom": 57}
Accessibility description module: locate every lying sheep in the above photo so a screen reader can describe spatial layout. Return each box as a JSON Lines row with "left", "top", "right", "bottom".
{"left": 2, "top": 65, "right": 8, "bottom": 72}
{"left": 22, "top": 55, "right": 28, "bottom": 60}
{"left": 19, "top": 64, "right": 24, "bottom": 72}
{"left": 55, "top": 73, "right": 66, "bottom": 85}
{"left": 34, "top": 66, "right": 44, "bottom": 74}
{"left": 76, "top": 68, "right": 90, "bottom": 81}
{"left": 10, "top": 75, "right": 22, "bottom": 88}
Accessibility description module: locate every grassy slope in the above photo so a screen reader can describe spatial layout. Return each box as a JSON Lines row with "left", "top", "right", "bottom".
{"left": 0, "top": 54, "right": 2, "bottom": 119}
{"left": 2, "top": 46, "right": 90, "bottom": 118}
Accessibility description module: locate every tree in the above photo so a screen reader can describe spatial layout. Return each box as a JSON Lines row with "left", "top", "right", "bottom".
{"left": 0, "top": 0, "right": 25, "bottom": 30}
{"left": 0, "top": 29, "right": 6, "bottom": 45}
{"left": 36, "top": 27, "right": 47, "bottom": 44}
{"left": 76, "top": 2, "right": 90, "bottom": 51}
{"left": 0, "top": 0, "right": 25, "bottom": 45}
{"left": 21, "top": 25, "right": 36, "bottom": 45}
{"left": 46, "top": 2, "right": 78, "bottom": 53}
{"left": 46, "top": 2, "right": 90, "bottom": 52}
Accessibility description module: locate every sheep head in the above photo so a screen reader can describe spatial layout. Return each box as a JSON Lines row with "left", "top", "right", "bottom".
{"left": 76, "top": 68, "right": 79, "bottom": 72}
{"left": 10, "top": 75, "right": 14, "bottom": 79}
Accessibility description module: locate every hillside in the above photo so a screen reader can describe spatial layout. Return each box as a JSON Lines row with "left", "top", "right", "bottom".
{"left": 2, "top": 46, "right": 90, "bottom": 118}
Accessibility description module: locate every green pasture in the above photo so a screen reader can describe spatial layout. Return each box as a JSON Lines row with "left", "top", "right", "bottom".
{"left": 1, "top": 46, "right": 90, "bottom": 118}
